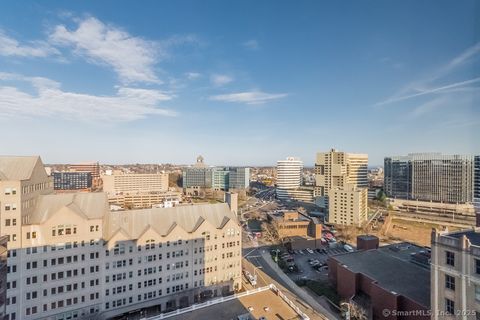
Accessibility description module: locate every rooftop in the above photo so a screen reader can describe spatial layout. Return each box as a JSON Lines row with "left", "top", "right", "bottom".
{"left": 332, "top": 242, "right": 430, "bottom": 308}
{"left": 168, "top": 288, "right": 301, "bottom": 320}
{"left": 445, "top": 229, "right": 480, "bottom": 246}
{"left": 0, "top": 155, "right": 44, "bottom": 181}
{"left": 106, "top": 202, "right": 237, "bottom": 240}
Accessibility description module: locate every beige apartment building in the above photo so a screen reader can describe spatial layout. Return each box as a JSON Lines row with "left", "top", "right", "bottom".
{"left": 0, "top": 156, "right": 242, "bottom": 320}
{"left": 328, "top": 185, "right": 368, "bottom": 226}
{"left": 431, "top": 228, "right": 480, "bottom": 320}
{"left": 102, "top": 173, "right": 169, "bottom": 195}
{"left": 108, "top": 191, "right": 181, "bottom": 210}
{"left": 314, "top": 149, "right": 368, "bottom": 226}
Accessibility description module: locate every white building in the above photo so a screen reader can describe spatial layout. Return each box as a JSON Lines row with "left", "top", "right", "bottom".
{"left": 276, "top": 157, "right": 303, "bottom": 201}
{"left": 0, "top": 156, "right": 242, "bottom": 320}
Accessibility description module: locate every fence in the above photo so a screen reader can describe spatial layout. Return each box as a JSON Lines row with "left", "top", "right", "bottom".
{"left": 143, "top": 284, "right": 311, "bottom": 320}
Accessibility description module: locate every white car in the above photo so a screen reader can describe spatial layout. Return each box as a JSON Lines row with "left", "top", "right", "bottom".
{"left": 344, "top": 244, "right": 354, "bottom": 252}
{"left": 306, "top": 248, "right": 314, "bottom": 254}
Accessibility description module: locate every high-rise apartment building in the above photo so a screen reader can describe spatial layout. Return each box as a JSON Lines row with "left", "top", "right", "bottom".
{"left": 328, "top": 185, "right": 368, "bottom": 227}
{"left": 384, "top": 153, "right": 475, "bottom": 204}
{"left": 314, "top": 149, "right": 368, "bottom": 200}
{"left": 431, "top": 228, "right": 480, "bottom": 319}
{"left": 102, "top": 173, "right": 169, "bottom": 195}
{"left": 228, "top": 168, "right": 250, "bottom": 190}
{"left": 0, "top": 156, "right": 242, "bottom": 320}
{"left": 53, "top": 172, "right": 92, "bottom": 191}
{"left": 314, "top": 149, "right": 368, "bottom": 226}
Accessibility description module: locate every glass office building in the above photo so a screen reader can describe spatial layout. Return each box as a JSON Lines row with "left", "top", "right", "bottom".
{"left": 53, "top": 171, "right": 92, "bottom": 190}
{"left": 228, "top": 167, "right": 250, "bottom": 190}
{"left": 384, "top": 153, "right": 475, "bottom": 204}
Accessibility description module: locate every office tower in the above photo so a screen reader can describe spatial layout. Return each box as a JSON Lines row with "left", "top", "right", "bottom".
{"left": 102, "top": 173, "right": 169, "bottom": 195}
{"left": 0, "top": 156, "right": 242, "bottom": 320}
{"left": 53, "top": 172, "right": 92, "bottom": 191}
{"left": 328, "top": 185, "right": 368, "bottom": 226}
{"left": 228, "top": 168, "right": 250, "bottom": 190}
{"left": 431, "top": 228, "right": 480, "bottom": 319}
{"left": 276, "top": 157, "right": 305, "bottom": 200}
{"left": 385, "top": 153, "right": 474, "bottom": 203}
{"left": 211, "top": 168, "right": 229, "bottom": 190}
{"left": 182, "top": 156, "right": 212, "bottom": 189}
{"left": 384, "top": 153, "right": 476, "bottom": 216}
{"left": 475, "top": 156, "right": 480, "bottom": 226}
{"left": 276, "top": 157, "right": 303, "bottom": 190}
{"left": 183, "top": 157, "right": 250, "bottom": 192}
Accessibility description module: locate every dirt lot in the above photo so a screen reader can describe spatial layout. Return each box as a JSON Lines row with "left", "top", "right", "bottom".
{"left": 335, "top": 215, "right": 464, "bottom": 247}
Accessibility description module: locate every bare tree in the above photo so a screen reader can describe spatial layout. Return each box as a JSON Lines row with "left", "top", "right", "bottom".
{"left": 262, "top": 220, "right": 281, "bottom": 244}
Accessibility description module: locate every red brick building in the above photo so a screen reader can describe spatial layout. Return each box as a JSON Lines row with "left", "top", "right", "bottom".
{"left": 328, "top": 239, "right": 430, "bottom": 319}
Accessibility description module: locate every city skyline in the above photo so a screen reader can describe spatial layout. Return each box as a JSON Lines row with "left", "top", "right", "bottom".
{"left": 0, "top": 1, "right": 479, "bottom": 166}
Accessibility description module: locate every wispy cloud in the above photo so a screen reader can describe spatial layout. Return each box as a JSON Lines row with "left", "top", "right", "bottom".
{"left": 376, "top": 77, "right": 480, "bottom": 106}
{"left": 0, "top": 29, "right": 59, "bottom": 58}
{"left": 243, "top": 39, "right": 259, "bottom": 50}
{"left": 209, "top": 91, "right": 287, "bottom": 105}
{"left": 49, "top": 17, "right": 160, "bottom": 84}
{"left": 0, "top": 73, "right": 176, "bottom": 122}
{"left": 185, "top": 72, "right": 201, "bottom": 80}
{"left": 376, "top": 41, "right": 480, "bottom": 107}
{"left": 210, "top": 74, "right": 233, "bottom": 86}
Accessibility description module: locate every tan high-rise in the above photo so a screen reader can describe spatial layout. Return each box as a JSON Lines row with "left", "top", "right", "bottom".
{"left": 315, "top": 149, "right": 368, "bottom": 226}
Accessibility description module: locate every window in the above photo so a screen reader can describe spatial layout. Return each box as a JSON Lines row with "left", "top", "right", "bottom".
{"left": 445, "top": 274, "right": 455, "bottom": 291}
{"left": 476, "top": 259, "right": 480, "bottom": 275}
{"left": 445, "top": 298, "right": 454, "bottom": 315}
{"left": 446, "top": 251, "right": 455, "bottom": 267}
{"left": 476, "top": 285, "right": 480, "bottom": 302}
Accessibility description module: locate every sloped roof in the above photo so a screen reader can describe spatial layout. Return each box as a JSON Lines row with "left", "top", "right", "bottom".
{"left": 0, "top": 156, "right": 43, "bottom": 181}
{"left": 30, "top": 192, "right": 108, "bottom": 224}
{"left": 105, "top": 203, "right": 237, "bottom": 240}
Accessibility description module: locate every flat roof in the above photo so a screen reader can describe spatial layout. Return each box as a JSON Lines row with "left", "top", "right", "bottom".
{"left": 168, "top": 289, "right": 301, "bottom": 320}
{"left": 332, "top": 242, "right": 430, "bottom": 308}
{"left": 447, "top": 230, "right": 480, "bottom": 246}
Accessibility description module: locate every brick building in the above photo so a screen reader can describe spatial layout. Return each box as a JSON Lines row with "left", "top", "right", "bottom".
{"left": 328, "top": 238, "right": 430, "bottom": 319}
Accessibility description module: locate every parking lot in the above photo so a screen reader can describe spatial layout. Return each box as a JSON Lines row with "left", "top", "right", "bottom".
{"left": 282, "top": 246, "right": 350, "bottom": 281}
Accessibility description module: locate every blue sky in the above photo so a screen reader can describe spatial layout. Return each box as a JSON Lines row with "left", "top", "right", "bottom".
{"left": 0, "top": 1, "right": 478, "bottom": 166}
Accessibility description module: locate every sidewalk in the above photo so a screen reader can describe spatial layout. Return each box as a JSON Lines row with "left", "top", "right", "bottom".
{"left": 260, "top": 251, "right": 340, "bottom": 320}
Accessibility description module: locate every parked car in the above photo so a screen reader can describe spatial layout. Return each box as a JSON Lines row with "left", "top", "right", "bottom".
{"left": 344, "top": 244, "right": 354, "bottom": 252}
{"left": 306, "top": 248, "right": 314, "bottom": 254}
